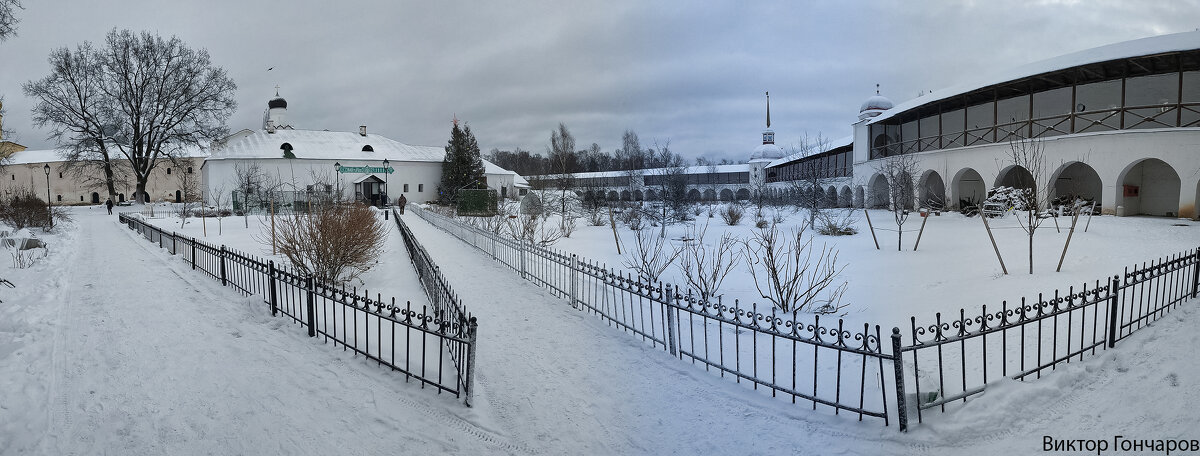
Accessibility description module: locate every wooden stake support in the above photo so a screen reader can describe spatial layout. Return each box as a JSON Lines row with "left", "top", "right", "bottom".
{"left": 980, "top": 212, "right": 1008, "bottom": 275}
{"left": 864, "top": 208, "right": 880, "bottom": 250}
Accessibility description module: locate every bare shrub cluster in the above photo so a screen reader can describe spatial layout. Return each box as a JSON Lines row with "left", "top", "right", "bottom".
{"left": 676, "top": 223, "right": 741, "bottom": 304}
{"left": 260, "top": 201, "right": 387, "bottom": 285}
{"left": 743, "top": 223, "right": 847, "bottom": 314}
{"left": 719, "top": 203, "right": 744, "bottom": 226}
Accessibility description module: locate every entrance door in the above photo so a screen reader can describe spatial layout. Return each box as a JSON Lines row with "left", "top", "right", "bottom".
{"left": 91, "top": 192, "right": 100, "bottom": 204}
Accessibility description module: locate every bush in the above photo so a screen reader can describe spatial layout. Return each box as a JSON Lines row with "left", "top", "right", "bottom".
{"left": 755, "top": 218, "right": 769, "bottom": 229}
{"left": 719, "top": 203, "right": 744, "bottom": 226}
{"left": 260, "top": 201, "right": 386, "bottom": 285}
{"left": 816, "top": 210, "right": 859, "bottom": 236}
{"left": 0, "top": 190, "right": 59, "bottom": 230}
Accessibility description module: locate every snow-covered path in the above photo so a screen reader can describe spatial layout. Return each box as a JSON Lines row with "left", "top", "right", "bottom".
{"left": 1, "top": 209, "right": 516, "bottom": 454}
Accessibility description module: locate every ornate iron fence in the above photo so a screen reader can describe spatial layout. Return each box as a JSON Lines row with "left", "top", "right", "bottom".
{"left": 895, "top": 248, "right": 1199, "bottom": 426}
{"left": 118, "top": 212, "right": 478, "bottom": 405}
{"left": 406, "top": 204, "right": 895, "bottom": 425}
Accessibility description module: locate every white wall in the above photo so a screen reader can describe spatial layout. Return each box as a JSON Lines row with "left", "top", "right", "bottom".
{"left": 203, "top": 158, "right": 442, "bottom": 205}
{"left": 851, "top": 127, "right": 1200, "bottom": 218}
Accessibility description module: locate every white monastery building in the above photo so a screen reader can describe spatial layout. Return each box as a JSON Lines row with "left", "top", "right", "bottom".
{"left": 203, "top": 93, "right": 524, "bottom": 209}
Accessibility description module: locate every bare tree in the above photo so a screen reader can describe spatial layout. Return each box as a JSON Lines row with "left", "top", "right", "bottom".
{"left": 233, "top": 161, "right": 266, "bottom": 226}
{"left": 676, "top": 222, "right": 742, "bottom": 304}
{"left": 874, "top": 153, "right": 919, "bottom": 251}
{"left": 743, "top": 223, "right": 847, "bottom": 314}
{"left": 0, "top": 0, "right": 20, "bottom": 41}
{"left": 176, "top": 163, "right": 202, "bottom": 229}
{"left": 206, "top": 183, "right": 229, "bottom": 236}
{"left": 1002, "top": 135, "right": 1051, "bottom": 274}
{"left": 25, "top": 29, "right": 237, "bottom": 204}
{"left": 621, "top": 227, "right": 682, "bottom": 283}
{"left": 786, "top": 132, "right": 833, "bottom": 227}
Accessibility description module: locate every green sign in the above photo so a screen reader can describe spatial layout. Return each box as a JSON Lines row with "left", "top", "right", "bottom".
{"left": 338, "top": 166, "right": 394, "bottom": 174}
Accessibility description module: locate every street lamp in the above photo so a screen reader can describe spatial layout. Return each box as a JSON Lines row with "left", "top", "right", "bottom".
{"left": 382, "top": 158, "right": 390, "bottom": 207}
{"left": 334, "top": 162, "right": 341, "bottom": 201}
{"left": 43, "top": 163, "right": 53, "bottom": 229}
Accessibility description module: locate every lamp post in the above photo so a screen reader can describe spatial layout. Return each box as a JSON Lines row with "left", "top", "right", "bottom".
{"left": 334, "top": 162, "right": 341, "bottom": 201}
{"left": 382, "top": 158, "right": 390, "bottom": 207}
{"left": 43, "top": 164, "right": 53, "bottom": 229}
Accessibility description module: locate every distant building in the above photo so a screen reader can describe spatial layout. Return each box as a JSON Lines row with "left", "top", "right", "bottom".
{"left": 2, "top": 148, "right": 204, "bottom": 205}
{"left": 202, "top": 93, "right": 525, "bottom": 209}
{"left": 539, "top": 31, "right": 1200, "bottom": 219}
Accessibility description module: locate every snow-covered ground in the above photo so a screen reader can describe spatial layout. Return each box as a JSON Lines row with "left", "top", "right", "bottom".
{"left": 498, "top": 203, "right": 1200, "bottom": 330}
{"left": 0, "top": 205, "right": 1197, "bottom": 455}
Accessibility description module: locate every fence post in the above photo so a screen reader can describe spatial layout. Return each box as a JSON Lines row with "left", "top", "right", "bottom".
{"left": 1107, "top": 275, "right": 1121, "bottom": 348}
{"left": 663, "top": 283, "right": 678, "bottom": 357}
{"left": 190, "top": 237, "right": 197, "bottom": 270}
{"left": 172, "top": 232, "right": 177, "bottom": 255}
{"left": 1192, "top": 247, "right": 1199, "bottom": 299}
{"left": 268, "top": 260, "right": 279, "bottom": 317}
{"left": 519, "top": 240, "right": 527, "bottom": 279}
{"left": 219, "top": 245, "right": 228, "bottom": 286}
{"left": 305, "top": 275, "right": 317, "bottom": 337}
{"left": 569, "top": 254, "right": 579, "bottom": 308}
{"left": 490, "top": 231, "right": 497, "bottom": 260}
{"left": 891, "top": 327, "right": 908, "bottom": 432}
{"left": 464, "top": 316, "right": 479, "bottom": 407}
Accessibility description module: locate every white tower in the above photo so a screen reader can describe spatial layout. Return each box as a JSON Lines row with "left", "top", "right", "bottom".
{"left": 749, "top": 92, "right": 784, "bottom": 188}
{"left": 263, "top": 88, "right": 291, "bottom": 132}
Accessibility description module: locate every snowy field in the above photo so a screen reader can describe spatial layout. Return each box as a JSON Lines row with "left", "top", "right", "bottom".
{"left": 480, "top": 202, "right": 1200, "bottom": 330}
{"left": 0, "top": 204, "right": 1197, "bottom": 454}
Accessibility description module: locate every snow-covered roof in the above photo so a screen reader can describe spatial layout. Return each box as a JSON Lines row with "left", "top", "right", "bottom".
{"left": 535, "top": 163, "right": 750, "bottom": 181}
{"left": 6, "top": 147, "right": 208, "bottom": 165}
{"left": 766, "top": 135, "right": 854, "bottom": 168}
{"left": 208, "top": 129, "right": 445, "bottom": 162}
{"left": 869, "top": 30, "right": 1200, "bottom": 125}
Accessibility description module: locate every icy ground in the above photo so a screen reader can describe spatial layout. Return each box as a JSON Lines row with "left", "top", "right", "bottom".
{"left": 0, "top": 205, "right": 1197, "bottom": 454}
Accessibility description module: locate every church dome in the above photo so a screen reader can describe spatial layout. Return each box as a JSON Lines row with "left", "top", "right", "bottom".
{"left": 750, "top": 142, "right": 785, "bottom": 161}
{"left": 858, "top": 94, "right": 893, "bottom": 121}
{"left": 268, "top": 97, "right": 287, "bottom": 109}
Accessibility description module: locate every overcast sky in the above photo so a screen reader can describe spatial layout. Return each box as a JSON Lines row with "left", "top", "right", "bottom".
{"left": 2, "top": 1, "right": 1199, "bottom": 163}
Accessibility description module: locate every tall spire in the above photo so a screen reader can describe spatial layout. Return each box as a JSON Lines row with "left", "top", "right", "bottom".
{"left": 765, "top": 91, "right": 771, "bottom": 128}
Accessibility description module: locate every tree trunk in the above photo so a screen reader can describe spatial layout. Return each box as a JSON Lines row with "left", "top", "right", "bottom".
{"left": 102, "top": 161, "right": 118, "bottom": 203}
{"left": 897, "top": 227, "right": 903, "bottom": 252}
{"left": 136, "top": 180, "right": 149, "bottom": 204}
{"left": 1028, "top": 232, "right": 1034, "bottom": 274}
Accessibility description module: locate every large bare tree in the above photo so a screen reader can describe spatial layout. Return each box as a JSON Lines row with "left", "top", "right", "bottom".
{"left": 24, "top": 29, "right": 237, "bottom": 203}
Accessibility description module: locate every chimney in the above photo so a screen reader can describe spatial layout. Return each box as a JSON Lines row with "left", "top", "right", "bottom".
{"left": 266, "top": 119, "right": 276, "bottom": 134}
{"left": 359, "top": 125, "right": 367, "bottom": 137}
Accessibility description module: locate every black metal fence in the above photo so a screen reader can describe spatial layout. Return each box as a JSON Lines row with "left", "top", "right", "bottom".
{"left": 117, "top": 212, "right": 478, "bottom": 405}
{"left": 898, "top": 248, "right": 1200, "bottom": 425}
{"left": 407, "top": 204, "right": 1200, "bottom": 431}
{"left": 407, "top": 205, "right": 894, "bottom": 425}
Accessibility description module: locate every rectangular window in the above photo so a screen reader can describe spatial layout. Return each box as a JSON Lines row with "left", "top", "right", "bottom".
{"left": 1032, "top": 86, "right": 1072, "bottom": 118}
{"left": 57, "top": 195, "right": 62, "bottom": 202}
{"left": 1075, "top": 80, "right": 1122, "bottom": 133}
{"left": 403, "top": 183, "right": 409, "bottom": 192}
{"left": 918, "top": 115, "right": 940, "bottom": 151}
{"left": 1182, "top": 71, "right": 1200, "bottom": 103}
{"left": 418, "top": 184, "right": 424, "bottom": 192}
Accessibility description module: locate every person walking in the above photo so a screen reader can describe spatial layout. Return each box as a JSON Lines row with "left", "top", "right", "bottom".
{"left": 105, "top": 198, "right": 114, "bottom": 215}
{"left": 397, "top": 194, "right": 407, "bottom": 215}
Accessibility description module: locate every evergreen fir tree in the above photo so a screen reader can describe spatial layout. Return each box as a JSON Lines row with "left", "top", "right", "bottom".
{"left": 440, "top": 118, "right": 486, "bottom": 204}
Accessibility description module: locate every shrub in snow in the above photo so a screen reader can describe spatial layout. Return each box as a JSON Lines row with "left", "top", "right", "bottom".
{"left": 743, "top": 223, "right": 848, "bottom": 314}
{"left": 259, "top": 201, "right": 386, "bottom": 285}
{"left": 519, "top": 192, "right": 543, "bottom": 216}
{"left": 816, "top": 209, "right": 859, "bottom": 236}
{"left": 0, "top": 189, "right": 58, "bottom": 230}
{"left": 621, "top": 227, "right": 681, "bottom": 283}
{"left": 676, "top": 222, "right": 741, "bottom": 304}
{"left": 719, "top": 203, "right": 744, "bottom": 226}
{"left": 754, "top": 218, "right": 769, "bottom": 229}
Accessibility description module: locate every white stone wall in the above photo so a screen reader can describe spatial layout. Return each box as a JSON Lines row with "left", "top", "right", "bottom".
{"left": 853, "top": 126, "right": 1200, "bottom": 218}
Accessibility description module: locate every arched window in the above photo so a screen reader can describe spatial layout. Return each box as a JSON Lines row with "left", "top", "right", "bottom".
{"left": 362, "top": 145, "right": 374, "bottom": 152}
{"left": 167, "top": 168, "right": 172, "bottom": 174}
{"left": 281, "top": 143, "right": 295, "bottom": 158}
{"left": 187, "top": 167, "right": 193, "bottom": 174}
